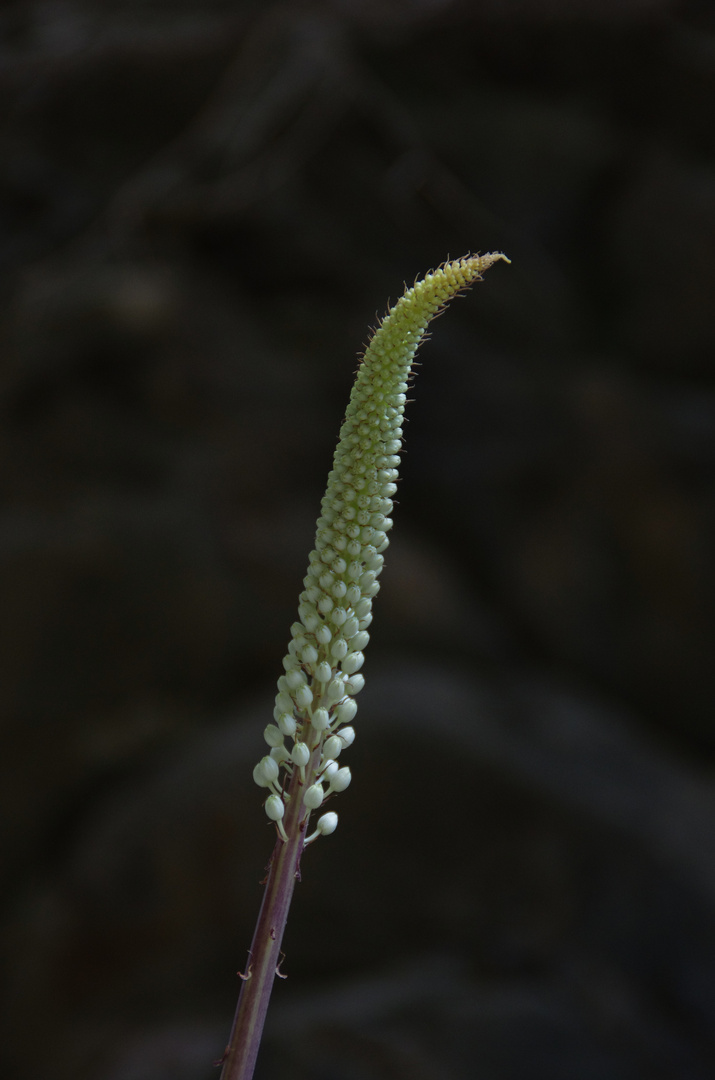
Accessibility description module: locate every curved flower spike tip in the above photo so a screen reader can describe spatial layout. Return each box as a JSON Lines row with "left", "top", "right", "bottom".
{"left": 257, "top": 253, "right": 510, "bottom": 837}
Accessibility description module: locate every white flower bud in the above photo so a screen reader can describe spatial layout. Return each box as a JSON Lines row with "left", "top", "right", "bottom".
{"left": 338, "top": 725, "right": 356, "bottom": 748}
{"left": 330, "top": 766, "right": 352, "bottom": 793}
{"left": 291, "top": 742, "right": 310, "bottom": 766}
{"left": 341, "top": 651, "right": 364, "bottom": 676}
{"left": 304, "top": 809, "right": 339, "bottom": 845}
{"left": 258, "top": 755, "right": 280, "bottom": 783}
{"left": 335, "top": 698, "right": 357, "bottom": 725}
{"left": 330, "top": 607, "right": 348, "bottom": 627}
{"left": 285, "top": 669, "right": 307, "bottom": 690}
{"left": 263, "top": 724, "right": 284, "bottom": 747}
{"left": 253, "top": 763, "right": 270, "bottom": 788}
{"left": 303, "top": 783, "right": 324, "bottom": 809}
{"left": 345, "top": 673, "right": 365, "bottom": 695}
{"left": 275, "top": 691, "right": 294, "bottom": 715}
{"left": 316, "top": 811, "right": 338, "bottom": 835}
{"left": 354, "top": 597, "right": 372, "bottom": 618}
{"left": 315, "top": 625, "right": 332, "bottom": 645}
{"left": 311, "top": 707, "right": 331, "bottom": 732}
{"left": 314, "top": 661, "right": 333, "bottom": 682}
{"left": 264, "top": 794, "right": 285, "bottom": 821}
{"left": 277, "top": 712, "right": 297, "bottom": 737}
{"left": 322, "top": 760, "right": 339, "bottom": 782}
{"left": 294, "top": 684, "right": 314, "bottom": 709}
{"left": 325, "top": 677, "right": 346, "bottom": 703}
{"left": 346, "top": 584, "right": 362, "bottom": 605}
{"left": 359, "top": 612, "right": 373, "bottom": 630}
{"left": 350, "top": 630, "right": 370, "bottom": 651}
{"left": 330, "top": 637, "right": 348, "bottom": 660}
{"left": 301, "top": 644, "right": 319, "bottom": 664}
{"left": 342, "top": 616, "right": 360, "bottom": 639}
{"left": 323, "top": 735, "right": 342, "bottom": 759}
{"left": 270, "top": 744, "right": 290, "bottom": 764}
{"left": 318, "top": 595, "right": 334, "bottom": 614}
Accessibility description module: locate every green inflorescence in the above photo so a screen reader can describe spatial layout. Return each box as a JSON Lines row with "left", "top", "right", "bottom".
{"left": 254, "top": 253, "right": 510, "bottom": 838}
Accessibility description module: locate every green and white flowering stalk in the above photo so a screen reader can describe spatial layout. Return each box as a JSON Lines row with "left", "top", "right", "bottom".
{"left": 219, "top": 253, "right": 509, "bottom": 1080}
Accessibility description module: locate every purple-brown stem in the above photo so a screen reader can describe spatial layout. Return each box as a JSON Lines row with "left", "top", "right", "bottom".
{"left": 218, "top": 757, "right": 315, "bottom": 1080}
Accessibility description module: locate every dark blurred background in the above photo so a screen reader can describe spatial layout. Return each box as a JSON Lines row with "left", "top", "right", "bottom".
{"left": 1, "top": 1, "right": 714, "bottom": 1077}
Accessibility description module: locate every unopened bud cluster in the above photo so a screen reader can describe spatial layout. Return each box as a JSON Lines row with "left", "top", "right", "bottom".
{"left": 252, "top": 254, "right": 509, "bottom": 843}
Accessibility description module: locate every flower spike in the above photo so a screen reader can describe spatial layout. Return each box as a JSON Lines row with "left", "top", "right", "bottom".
{"left": 225, "top": 253, "right": 509, "bottom": 1080}
{"left": 250, "top": 254, "right": 510, "bottom": 836}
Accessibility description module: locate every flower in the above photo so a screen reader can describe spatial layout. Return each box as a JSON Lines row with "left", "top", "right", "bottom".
{"left": 254, "top": 254, "right": 510, "bottom": 841}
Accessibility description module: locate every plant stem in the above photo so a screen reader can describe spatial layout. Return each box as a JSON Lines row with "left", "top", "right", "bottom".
{"left": 219, "top": 764, "right": 310, "bottom": 1080}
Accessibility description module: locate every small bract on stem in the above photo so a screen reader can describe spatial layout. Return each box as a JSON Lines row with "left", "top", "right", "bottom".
{"left": 218, "top": 252, "right": 510, "bottom": 1080}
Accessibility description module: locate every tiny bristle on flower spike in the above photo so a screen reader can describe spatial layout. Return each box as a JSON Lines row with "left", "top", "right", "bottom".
{"left": 227, "top": 254, "right": 508, "bottom": 1080}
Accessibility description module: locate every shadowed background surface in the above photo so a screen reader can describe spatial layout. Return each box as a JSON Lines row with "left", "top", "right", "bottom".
{"left": 1, "top": 1, "right": 714, "bottom": 1077}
